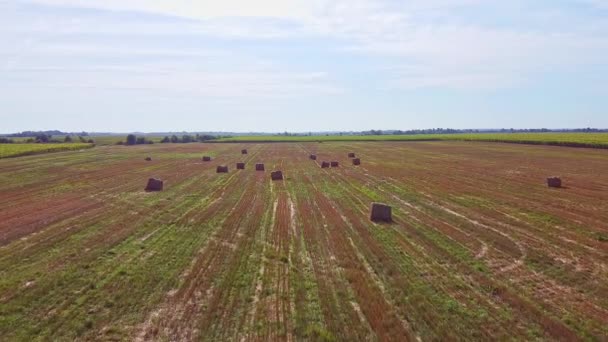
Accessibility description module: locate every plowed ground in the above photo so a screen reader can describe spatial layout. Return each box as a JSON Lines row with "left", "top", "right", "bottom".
{"left": 1, "top": 142, "right": 607, "bottom": 341}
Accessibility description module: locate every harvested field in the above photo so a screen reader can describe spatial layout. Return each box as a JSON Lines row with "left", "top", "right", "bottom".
{"left": 1, "top": 141, "right": 607, "bottom": 341}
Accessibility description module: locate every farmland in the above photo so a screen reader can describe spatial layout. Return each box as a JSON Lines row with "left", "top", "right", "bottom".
{"left": 90, "top": 135, "right": 165, "bottom": 146}
{"left": 217, "top": 132, "right": 608, "bottom": 148}
{"left": 0, "top": 142, "right": 607, "bottom": 340}
{"left": 0, "top": 143, "right": 94, "bottom": 159}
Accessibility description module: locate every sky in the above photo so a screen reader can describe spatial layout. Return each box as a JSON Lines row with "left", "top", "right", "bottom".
{"left": 1, "top": 0, "right": 607, "bottom": 133}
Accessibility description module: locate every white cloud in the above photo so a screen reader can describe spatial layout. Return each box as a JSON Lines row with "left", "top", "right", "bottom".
{"left": 4, "top": 63, "right": 343, "bottom": 99}
{"left": 6, "top": 0, "right": 608, "bottom": 92}
{"left": 578, "top": 0, "right": 608, "bottom": 9}
{"left": 298, "top": 0, "right": 608, "bottom": 89}
{"left": 21, "top": 0, "right": 316, "bottom": 19}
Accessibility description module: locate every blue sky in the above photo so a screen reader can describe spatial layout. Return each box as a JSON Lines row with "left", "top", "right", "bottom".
{"left": 1, "top": 0, "right": 607, "bottom": 133}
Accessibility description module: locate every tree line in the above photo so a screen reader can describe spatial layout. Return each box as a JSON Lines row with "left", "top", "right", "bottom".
{"left": 120, "top": 134, "right": 218, "bottom": 145}
{"left": 6, "top": 130, "right": 89, "bottom": 138}
{"left": 0, "top": 134, "right": 94, "bottom": 144}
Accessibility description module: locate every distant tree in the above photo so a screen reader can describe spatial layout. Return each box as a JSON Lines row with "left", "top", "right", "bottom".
{"left": 136, "top": 137, "right": 146, "bottom": 144}
{"left": 64, "top": 135, "right": 73, "bottom": 143}
{"left": 0, "top": 137, "right": 13, "bottom": 143}
{"left": 170, "top": 135, "right": 179, "bottom": 143}
{"left": 87, "top": 139, "right": 95, "bottom": 144}
{"left": 126, "top": 134, "right": 137, "bottom": 145}
{"left": 182, "top": 135, "right": 193, "bottom": 143}
{"left": 161, "top": 136, "right": 170, "bottom": 143}
{"left": 35, "top": 134, "right": 51, "bottom": 143}
{"left": 9, "top": 130, "right": 64, "bottom": 138}
{"left": 197, "top": 134, "right": 216, "bottom": 142}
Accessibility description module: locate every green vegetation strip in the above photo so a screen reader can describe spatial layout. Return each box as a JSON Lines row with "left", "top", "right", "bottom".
{"left": 0, "top": 143, "right": 94, "bottom": 159}
{"left": 216, "top": 133, "right": 608, "bottom": 148}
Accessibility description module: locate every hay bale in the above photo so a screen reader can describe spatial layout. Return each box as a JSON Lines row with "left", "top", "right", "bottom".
{"left": 370, "top": 203, "right": 392, "bottom": 222}
{"left": 242, "top": 149, "right": 248, "bottom": 154}
{"left": 547, "top": 177, "right": 562, "bottom": 188}
{"left": 348, "top": 153, "right": 356, "bottom": 158}
{"left": 310, "top": 154, "right": 317, "bottom": 160}
{"left": 145, "top": 157, "right": 152, "bottom": 161}
{"left": 202, "top": 156, "right": 212, "bottom": 162}
{"left": 331, "top": 161, "right": 339, "bottom": 167}
{"left": 236, "top": 162, "right": 245, "bottom": 170}
{"left": 321, "top": 161, "right": 330, "bottom": 168}
{"left": 353, "top": 158, "right": 361, "bottom": 166}
{"left": 256, "top": 163, "right": 265, "bottom": 171}
{"left": 216, "top": 165, "right": 229, "bottom": 173}
{"left": 271, "top": 170, "right": 283, "bottom": 181}
{"left": 145, "top": 178, "right": 163, "bottom": 191}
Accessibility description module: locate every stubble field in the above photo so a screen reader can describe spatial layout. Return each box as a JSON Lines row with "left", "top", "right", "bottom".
{"left": 0, "top": 142, "right": 607, "bottom": 341}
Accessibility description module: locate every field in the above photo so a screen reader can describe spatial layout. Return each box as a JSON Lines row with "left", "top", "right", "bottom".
{"left": 6, "top": 136, "right": 162, "bottom": 146}
{"left": 217, "top": 132, "right": 608, "bottom": 148}
{"left": 90, "top": 136, "right": 165, "bottom": 146}
{"left": 0, "top": 143, "right": 94, "bottom": 159}
{"left": 1, "top": 142, "right": 607, "bottom": 340}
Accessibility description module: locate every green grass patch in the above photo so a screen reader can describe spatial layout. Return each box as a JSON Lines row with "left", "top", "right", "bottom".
{"left": 0, "top": 143, "right": 94, "bottom": 159}
{"left": 215, "top": 133, "right": 608, "bottom": 149}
